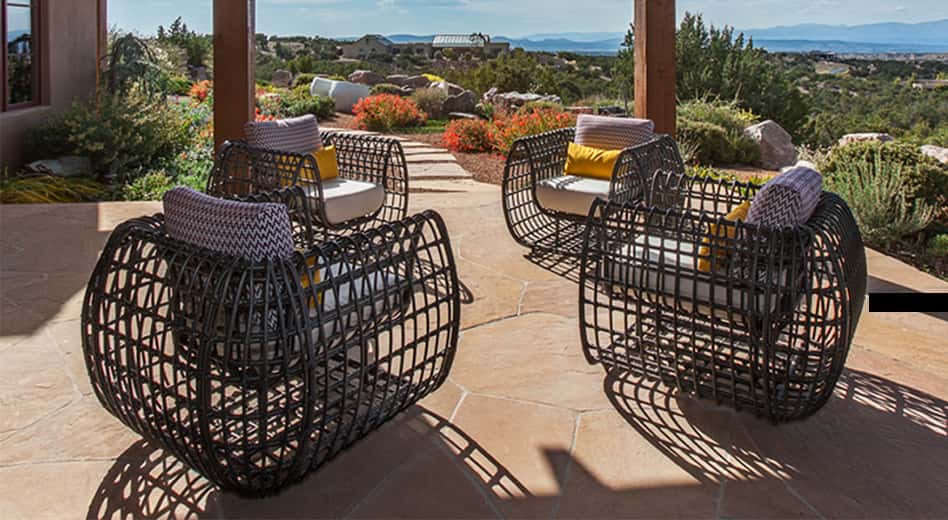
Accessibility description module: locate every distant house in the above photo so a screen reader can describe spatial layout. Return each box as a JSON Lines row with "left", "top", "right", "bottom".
{"left": 912, "top": 79, "right": 948, "bottom": 90}
{"left": 340, "top": 34, "right": 510, "bottom": 60}
{"left": 339, "top": 34, "right": 394, "bottom": 60}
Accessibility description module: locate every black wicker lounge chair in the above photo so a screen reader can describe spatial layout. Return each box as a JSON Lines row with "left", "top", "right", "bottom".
{"left": 206, "top": 122, "right": 408, "bottom": 238}
{"left": 502, "top": 129, "right": 683, "bottom": 256}
{"left": 579, "top": 173, "right": 867, "bottom": 422}
{"left": 81, "top": 186, "right": 460, "bottom": 495}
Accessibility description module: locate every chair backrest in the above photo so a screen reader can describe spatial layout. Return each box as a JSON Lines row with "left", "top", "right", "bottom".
{"left": 163, "top": 187, "right": 295, "bottom": 262}
{"left": 575, "top": 114, "right": 655, "bottom": 150}
{"left": 244, "top": 114, "right": 323, "bottom": 155}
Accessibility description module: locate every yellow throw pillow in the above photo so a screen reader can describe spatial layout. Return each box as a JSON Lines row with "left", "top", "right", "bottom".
{"left": 304, "top": 145, "right": 339, "bottom": 182}
{"left": 564, "top": 142, "right": 622, "bottom": 181}
{"left": 697, "top": 201, "right": 752, "bottom": 273}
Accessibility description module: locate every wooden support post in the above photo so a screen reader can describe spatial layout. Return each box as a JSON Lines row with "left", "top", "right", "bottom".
{"left": 213, "top": 0, "right": 255, "bottom": 154}
{"left": 634, "top": 0, "right": 676, "bottom": 136}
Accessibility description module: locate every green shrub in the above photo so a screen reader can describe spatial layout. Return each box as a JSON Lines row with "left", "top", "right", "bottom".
{"left": 165, "top": 76, "right": 193, "bottom": 96}
{"left": 24, "top": 90, "right": 190, "bottom": 183}
{"left": 928, "top": 234, "right": 948, "bottom": 258}
{"left": 410, "top": 87, "right": 448, "bottom": 119}
{"left": 293, "top": 73, "right": 316, "bottom": 88}
{"left": 825, "top": 153, "right": 935, "bottom": 248}
{"left": 519, "top": 100, "right": 565, "bottom": 114}
{"left": 819, "top": 141, "right": 948, "bottom": 210}
{"left": 121, "top": 170, "right": 177, "bottom": 201}
{"left": 677, "top": 99, "right": 760, "bottom": 166}
{"left": 371, "top": 83, "right": 408, "bottom": 96}
{"left": 284, "top": 93, "right": 335, "bottom": 120}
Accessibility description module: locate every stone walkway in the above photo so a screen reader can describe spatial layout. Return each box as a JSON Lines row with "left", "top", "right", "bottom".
{"left": 326, "top": 128, "right": 482, "bottom": 192}
{"left": 0, "top": 182, "right": 946, "bottom": 519}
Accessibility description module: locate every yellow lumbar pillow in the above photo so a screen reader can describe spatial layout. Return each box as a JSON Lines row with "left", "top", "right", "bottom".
{"left": 564, "top": 142, "right": 622, "bottom": 181}
{"left": 304, "top": 145, "right": 339, "bottom": 182}
{"left": 697, "top": 201, "right": 752, "bottom": 273}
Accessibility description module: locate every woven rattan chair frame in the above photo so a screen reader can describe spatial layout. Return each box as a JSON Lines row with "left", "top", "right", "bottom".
{"left": 81, "top": 186, "right": 460, "bottom": 495}
{"left": 205, "top": 130, "right": 409, "bottom": 238}
{"left": 501, "top": 129, "right": 683, "bottom": 256}
{"left": 579, "top": 174, "right": 867, "bottom": 422}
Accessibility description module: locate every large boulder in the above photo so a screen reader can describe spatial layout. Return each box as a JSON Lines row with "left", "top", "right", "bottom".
{"left": 271, "top": 69, "right": 292, "bottom": 88}
{"left": 442, "top": 90, "right": 476, "bottom": 115}
{"left": 310, "top": 77, "right": 370, "bottom": 114}
{"left": 839, "top": 132, "right": 894, "bottom": 146}
{"left": 483, "top": 89, "right": 563, "bottom": 111}
{"left": 431, "top": 80, "right": 466, "bottom": 96}
{"left": 921, "top": 144, "right": 948, "bottom": 165}
{"left": 744, "top": 120, "right": 798, "bottom": 170}
{"left": 347, "top": 70, "right": 385, "bottom": 86}
{"left": 404, "top": 75, "right": 432, "bottom": 89}
{"left": 24, "top": 156, "right": 92, "bottom": 178}
{"left": 386, "top": 74, "right": 410, "bottom": 86}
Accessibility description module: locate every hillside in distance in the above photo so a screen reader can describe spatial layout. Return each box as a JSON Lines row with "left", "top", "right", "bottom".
{"left": 384, "top": 19, "right": 948, "bottom": 55}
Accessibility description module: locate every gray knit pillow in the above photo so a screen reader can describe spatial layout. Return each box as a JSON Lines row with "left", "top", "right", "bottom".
{"left": 747, "top": 166, "right": 823, "bottom": 228}
{"left": 575, "top": 114, "right": 655, "bottom": 150}
{"left": 244, "top": 114, "right": 322, "bottom": 154}
{"left": 163, "top": 187, "right": 295, "bottom": 261}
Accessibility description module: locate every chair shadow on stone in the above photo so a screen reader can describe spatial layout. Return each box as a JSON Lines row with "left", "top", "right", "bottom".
{"left": 603, "top": 367, "right": 948, "bottom": 518}
{"left": 524, "top": 248, "right": 583, "bottom": 283}
{"left": 87, "top": 407, "right": 531, "bottom": 519}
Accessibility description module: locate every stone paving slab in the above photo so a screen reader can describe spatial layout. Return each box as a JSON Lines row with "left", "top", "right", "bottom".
{"left": 0, "top": 193, "right": 946, "bottom": 519}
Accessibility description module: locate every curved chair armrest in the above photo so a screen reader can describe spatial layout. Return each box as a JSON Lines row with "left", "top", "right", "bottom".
{"left": 206, "top": 140, "right": 326, "bottom": 196}
{"left": 321, "top": 130, "right": 409, "bottom": 224}
{"left": 505, "top": 127, "right": 575, "bottom": 185}
{"left": 320, "top": 131, "right": 403, "bottom": 186}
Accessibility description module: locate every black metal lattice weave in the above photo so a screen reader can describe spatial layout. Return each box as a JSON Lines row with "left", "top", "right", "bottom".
{"left": 579, "top": 174, "right": 867, "bottom": 422}
{"left": 81, "top": 188, "right": 459, "bottom": 495}
{"left": 502, "top": 129, "right": 683, "bottom": 256}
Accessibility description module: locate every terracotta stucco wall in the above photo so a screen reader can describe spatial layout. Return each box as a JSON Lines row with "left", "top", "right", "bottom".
{"left": 0, "top": 0, "right": 101, "bottom": 168}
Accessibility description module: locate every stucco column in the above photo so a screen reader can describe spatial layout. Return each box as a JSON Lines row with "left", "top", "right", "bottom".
{"left": 634, "top": 0, "right": 676, "bottom": 136}
{"left": 213, "top": 0, "right": 255, "bottom": 153}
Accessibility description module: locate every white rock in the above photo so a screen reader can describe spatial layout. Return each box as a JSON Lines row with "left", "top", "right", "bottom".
{"left": 310, "top": 77, "right": 369, "bottom": 113}
{"left": 920, "top": 145, "right": 948, "bottom": 165}
{"left": 744, "top": 120, "right": 798, "bottom": 170}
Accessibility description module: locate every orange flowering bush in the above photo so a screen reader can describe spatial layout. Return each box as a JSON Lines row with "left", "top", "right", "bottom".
{"left": 353, "top": 94, "right": 427, "bottom": 132}
{"left": 443, "top": 119, "right": 494, "bottom": 153}
{"left": 189, "top": 80, "right": 212, "bottom": 103}
{"left": 491, "top": 106, "right": 575, "bottom": 157}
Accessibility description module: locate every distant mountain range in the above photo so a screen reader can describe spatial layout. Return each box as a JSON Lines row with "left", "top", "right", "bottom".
{"left": 385, "top": 19, "right": 948, "bottom": 55}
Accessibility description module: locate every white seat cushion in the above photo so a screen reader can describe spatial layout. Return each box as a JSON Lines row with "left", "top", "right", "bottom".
{"left": 606, "top": 235, "right": 781, "bottom": 314}
{"left": 535, "top": 175, "right": 611, "bottom": 216}
{"left": 307, "top": 177, "right": 385, "bottom": 224}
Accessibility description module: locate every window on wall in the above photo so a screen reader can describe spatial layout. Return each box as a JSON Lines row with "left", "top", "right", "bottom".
{"left": 2, "top": 0, "right": 40, "bottom": 111}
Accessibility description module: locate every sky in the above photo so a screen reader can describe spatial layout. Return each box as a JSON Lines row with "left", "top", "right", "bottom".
{"left": 108, "top": 0, "right": 948, "bottom": 38}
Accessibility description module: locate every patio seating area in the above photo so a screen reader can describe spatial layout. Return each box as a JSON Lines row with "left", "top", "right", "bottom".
{"left": 1, "top": 170, "right": 946, "bottom": 518}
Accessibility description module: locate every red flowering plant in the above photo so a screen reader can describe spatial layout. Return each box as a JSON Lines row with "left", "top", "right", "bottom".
{"left": 353, "top": 94, "right": 427, "bottom": 132}
{"left": 189, "top": 80, "right": 212, "bottom": 103}
{"left": 491, "top": 106, "right": 576, "bottom": 157}
{"left": 442, "top": 119, "right": 494, "bottom": 153}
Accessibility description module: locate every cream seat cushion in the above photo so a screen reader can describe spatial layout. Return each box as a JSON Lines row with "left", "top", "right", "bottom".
{"left": 606, "top": 235, "right": 782, "bottom": 315}
{"left": 307, "top": 177, "right": 385, "bottom": 224}
{"left": 535, "top": 175, "right": 611, "bottom": 216}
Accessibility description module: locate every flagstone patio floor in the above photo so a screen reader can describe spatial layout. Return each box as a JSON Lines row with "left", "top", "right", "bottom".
{"left": 1, "top": 181, "right": 946, "bottom": 519}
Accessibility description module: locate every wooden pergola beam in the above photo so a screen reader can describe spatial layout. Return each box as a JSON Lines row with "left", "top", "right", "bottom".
{"left": 634, "top": 0, "right": 676, "bottom": 136}
{"left": 213, "top": 0, "right": 256, "bottom": 153}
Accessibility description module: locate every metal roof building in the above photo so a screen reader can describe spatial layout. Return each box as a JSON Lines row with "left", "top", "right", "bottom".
{"left": 432, "top": 34, "right": 488, "bottom": 48}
